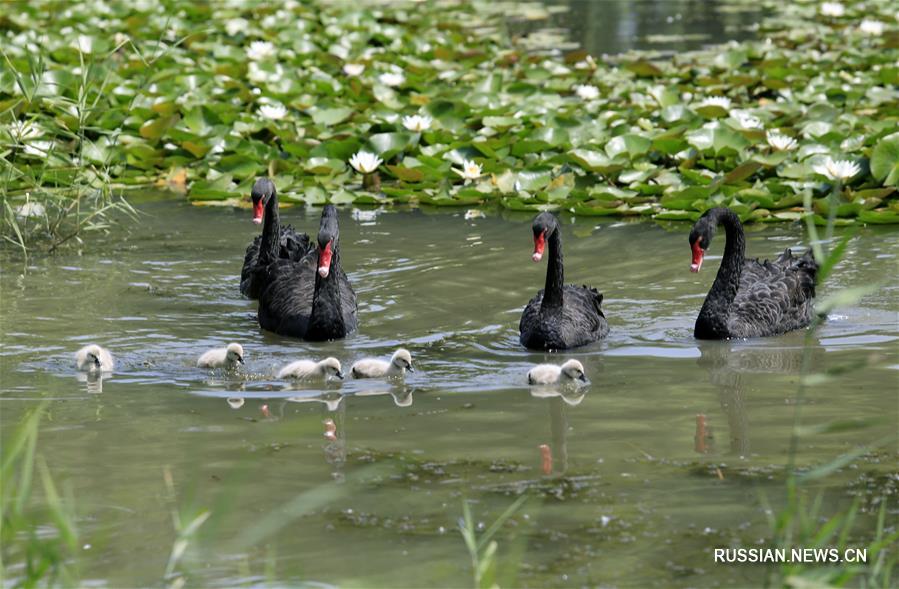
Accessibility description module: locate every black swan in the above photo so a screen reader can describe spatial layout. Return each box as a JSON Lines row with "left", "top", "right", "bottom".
{"left": 519, "top": 212, "right": 609, "bottom": 350}
{"left": 240, "top": 178, "right": 313, "bottom": 299}
{"left": 688, "top": 207, "right": 818, "bottom": 339}
{"left": 258, "top": 205, "right": 357, "bottom": 341}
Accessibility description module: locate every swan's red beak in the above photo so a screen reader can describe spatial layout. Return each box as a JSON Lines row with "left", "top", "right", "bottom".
{"left": 532, "top": 231, "right": 546, "bottom": 262}
{"left": 252, "top": 200, "right": 264, "bottom": 225}
{"left": 691, "top": 240, "right": 704, "bottom": 273}
{"left": 318, "top": 240, "right": 333, "bottom": 278}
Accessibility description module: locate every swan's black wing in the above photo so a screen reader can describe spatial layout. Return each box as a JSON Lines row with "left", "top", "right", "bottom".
{"left": 337, "top": 266, "right": 358, "bottom": 333}
{"left": 240, "top": 234, "right": 264, "bottom": 298}
{"left": 727, "top": 250, "right": 818, "bottom": 337}
{"left": 257, "top": 256, "right": 317, "bottom": 337}
{"left": 279, "top": 225, "right": 312, "bottom": 261}
{"left": 519, "top": 284, "right": 608, "bottom": 350}
{"left": 240, "top": 228, "right": 313, "bottom": 299}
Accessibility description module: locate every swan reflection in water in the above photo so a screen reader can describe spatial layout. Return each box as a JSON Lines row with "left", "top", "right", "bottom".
{"left": 354, "top": 383, "right": 415, "bottom": 408}
{"left": 528, "top": 381, "right": 590, "bottom": 475}
{"left": 696, "top": 338, "right": 821, "bottom": 456}
{"left": 76, "top": 371, "right": 109, "bottom": 394}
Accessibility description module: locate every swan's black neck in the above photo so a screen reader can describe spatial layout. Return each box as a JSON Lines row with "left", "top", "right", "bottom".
{"left": 258, "top": 193, "right": 281, "bottom": 265}
{"left": 541, "top": 225, "right": 564, "bottom": 310}
{"left": 307, "top": 241, "right": 346, "bottom": 341}
{"left": 695, "top": 208, "right": 745, "bottom": 338}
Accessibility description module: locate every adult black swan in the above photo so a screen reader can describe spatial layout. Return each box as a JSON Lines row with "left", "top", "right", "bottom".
{"left": 240, "top": 178, "right": 313, "bottom": 299}
{"left": 519, "top": 212, "right": 609, "bottom": 350}
{"left": 258, "top": 205, "right": 357, "bottom": 341}
{"left": 688, "top": 207, "right": 818, "bottom": 339}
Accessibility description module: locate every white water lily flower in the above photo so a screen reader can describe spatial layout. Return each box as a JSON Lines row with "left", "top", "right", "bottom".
{"left": 378, "top": 71, "right": 405, "bottom": 87}
{"left": 859, "top": 19, "right": 885, "bottom": 36}
{"left": 699, "top": 96, "right": 732, "bottom": 110}
{"left": 820, "top": 2, "right": 845, "bottom": 17}
{"left": 343, "top": 63, "right": 365, "bottom": 76}
{"left": 225, "top": 18, "right": 248, "bottom": 36}
{"left": 813, "top": 157, "right": 860, "bottom": 180}
{"left": 573, "top": 84, "right": 599, "bottom": 101}
{"left": 766, "top": 131, "right": 798, "bottom": 151}
{"left": 349, "top": 150, "right": 383, "bottom": 174}
{"left": 453, "top": 159, "right": 482, "bottom": 180}
{"left": 732, "top": 111, "right": 763, "bottom": 129}
{"left": 258, "top": 103, "right": 287, "bottom": 120}
{"left": 402, "top": 114, "right": 432, "bottom": 132}
{"left": 246, "top": 40, "right": 276, "bottom": 61}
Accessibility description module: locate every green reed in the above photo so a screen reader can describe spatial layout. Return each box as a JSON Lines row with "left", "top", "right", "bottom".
{"left": 0, "top": 404, "right": 80, "bottom": 588}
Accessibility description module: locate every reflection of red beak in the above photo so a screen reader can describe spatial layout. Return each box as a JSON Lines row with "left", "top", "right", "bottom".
{"left": 539, "top": 443, "right": 552, "bottom": 475}
{"left": 532, "top": 231, "right": 546, "bottom": 262}
{"left": 252, "top": 200, "right": 264, "bottom": 225}
{"left": 690, "top": 240, "right": 704, "bottom": 273}
{"left": 324, "top": 418, "right": 337, "bottom": 441}
{"left": 318, "top": 240, "right": 333, "bottom": 278}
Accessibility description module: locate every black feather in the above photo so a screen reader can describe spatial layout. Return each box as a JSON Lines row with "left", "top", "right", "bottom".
{"left": 519, "top": 212, "right": 609, "bottom": 350}
{"left": 690, "top": 207, "right": 818, "bottom": 339}
{"left": 257, "top": 205, "right": 357, "bottom": 341}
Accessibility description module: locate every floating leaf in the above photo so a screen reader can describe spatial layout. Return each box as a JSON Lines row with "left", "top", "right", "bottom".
{"left": 606, "top": 134, "right": 651, "bottom": 159}
{"left": 870, "top": 133, "right": 899, "bottom": 187}
{"left": 568, "top": 149, "right": 624, "bottom": 174}
{"left": 625, "top": 60, "right": 663, "bottom": 77}
{"left": 386, "top": 165, "right": 424, "bottom": 182}
{"left": 311, "top": 107, "right": 354, "bottom": 126}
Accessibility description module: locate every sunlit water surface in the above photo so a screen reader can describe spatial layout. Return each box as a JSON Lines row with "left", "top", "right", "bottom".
{"left": 1, "top": 195, "right": 897, "bottom": 587}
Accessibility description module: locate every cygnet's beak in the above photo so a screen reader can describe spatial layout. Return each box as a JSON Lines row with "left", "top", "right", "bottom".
{"left": 91, "top": 354, "right": 101, "bottom": 368}
{"left": 237, "top": 355, "right": 244, "bottom": 364}
{"left": 335, "top": 371, "right": 345, "bottom": 380}
{"left": 407, "top": 364, "right": 414, "bottom": 373}
{"left": 578, "top": 374, "right": 589, "bottom": 384}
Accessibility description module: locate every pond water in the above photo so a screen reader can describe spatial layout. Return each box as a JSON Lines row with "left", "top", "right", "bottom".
{"left": 1, "top": 195, "right": 897, "bottom": 587}
{"left": 508, "top": 0, "right": 762, "bottom": 56}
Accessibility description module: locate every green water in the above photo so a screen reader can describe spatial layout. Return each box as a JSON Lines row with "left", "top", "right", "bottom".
{"left": 1, "top": 195, "right": 897, "bottom": 587}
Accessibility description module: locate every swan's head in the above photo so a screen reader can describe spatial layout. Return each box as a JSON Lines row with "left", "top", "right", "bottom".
{"left": 83, "top": 344, "right": 103, "bottom": 369}
{"left": 316, "top": 205, "right": 339, "bottom": 278}
{"left": 319, "top": 356, "right": 344, "bottom": 379}
{"left": 531, "top": 212, "right": 557, "bottom": 262}
{"left": 250, "top": 177, "right": 276, "bottom": 225}
{"left": 688, "top": 213, "right": 716, "bottom": 273}
{"left": 391, "top": 348, "right": 414, "bottom": 372}
{"left": 560, "top": 359, "right": 588, "bottom": 383}
{"left": 226, "top": 343, "right": 244, "bottom": 365}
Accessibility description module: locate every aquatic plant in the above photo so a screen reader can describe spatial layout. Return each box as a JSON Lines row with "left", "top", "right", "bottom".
{"left": 0, "top": 405, "right": 81, "bottom": 587}
{"left": 760, "top": 200, "right": 898, "bottom": 588}
{"left": 0, "top": 0, "right": 896, "bottom": 231}
{"left": 459, "top": 496, "right": 529, "bottom": 589}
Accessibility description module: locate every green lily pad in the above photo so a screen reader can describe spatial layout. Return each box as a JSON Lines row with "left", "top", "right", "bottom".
{"left": 870, "top": 133, "right": 899, "bottom": 187}
{"left": 311, "top": 107, "right": 354, "bottom": 126}
{"left": 386, "top": 165, "right": 424, "bottom": 182}
{"left": 606, "top": 134, "right": 652, "bottom": 159}
{"left": 858, "top": 208, "right": 899, "bottom": 224}
{"left": 568, "top": 149, "right": 624, "bottom": 174}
